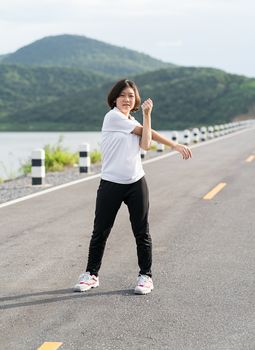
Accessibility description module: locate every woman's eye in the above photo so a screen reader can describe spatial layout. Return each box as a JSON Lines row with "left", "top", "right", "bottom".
{"left": 119, "top": 94, "right": 134, "bottom": 98}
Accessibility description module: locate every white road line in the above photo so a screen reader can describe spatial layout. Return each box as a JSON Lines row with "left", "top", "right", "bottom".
{"left": 0, "top": 127, "right": 254, "bottom": 209}
{"left": 0, "top": 173, "right": 101, "bottom": 209}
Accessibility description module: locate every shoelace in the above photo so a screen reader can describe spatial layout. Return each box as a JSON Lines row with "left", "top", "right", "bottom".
{"left": 138, "top": 275, "right": 150, "bottom": 285}
{"left": 80, "top": 273, "right": 92, "bottom": 282}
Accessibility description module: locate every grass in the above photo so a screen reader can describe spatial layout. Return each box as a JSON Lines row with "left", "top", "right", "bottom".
{"left": 0, "top": 160, "right": 18, "bottom": 181}
{"left": 44, "top": 143, "right": 78, "bottom": 172}
{"left": 19, "top": 136, "right": 101, "bottom": 175}
{"left": 20, "top": 136, "right": 78, "bottom": 175}
{"left": 150, "top": 142, "right": 158, "bottom": 151}
{"left": 90, "top": 149, "right": 102, "bottom": 164}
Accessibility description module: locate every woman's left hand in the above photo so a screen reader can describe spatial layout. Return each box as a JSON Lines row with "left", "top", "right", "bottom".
{"left": 174, "top": 144, "right": 192, "bottom": 160}
{"left": 141, "top": 98, "right": 153, "bottom": 116}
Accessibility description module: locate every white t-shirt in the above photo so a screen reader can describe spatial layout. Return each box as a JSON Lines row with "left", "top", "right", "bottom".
{"left": 101, "top": 107, "right": 145, "bottom": 184}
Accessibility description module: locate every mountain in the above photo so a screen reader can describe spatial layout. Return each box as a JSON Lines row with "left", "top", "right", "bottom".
{"left": 0, "top": 64, "right": 109, "bottom": 119}
{"left": 1, "top": 35, "right": 254, "bottom": 131}
{"left": 133, "top": 67, "right": 255, "bottom": 128}
{"left": 1, "top": 34, "right": 174, "bottom": 77}
{"left": 0, "top": 54, "right": 9, "bottom": 62}
{"left": 1, "top": 66, "right": 255, "bottom": 131}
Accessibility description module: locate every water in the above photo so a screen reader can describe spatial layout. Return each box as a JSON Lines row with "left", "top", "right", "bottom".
{"left": 0, "top": 131, "right": 179, "bottom": 180}
{"left": 0, "top": 132, "right": 102, "bottom": 180}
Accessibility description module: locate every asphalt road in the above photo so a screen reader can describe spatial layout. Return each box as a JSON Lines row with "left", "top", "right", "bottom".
{"left": 0, "top": 128, "right": 255, "bottom": 350}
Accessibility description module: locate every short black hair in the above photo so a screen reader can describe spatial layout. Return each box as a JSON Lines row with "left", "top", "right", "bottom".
{"left": 107, "top": 79, "right": 141, "bottom": 112}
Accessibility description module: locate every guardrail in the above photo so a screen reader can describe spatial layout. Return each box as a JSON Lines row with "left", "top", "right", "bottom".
{"left": 31, "top": 120, "right": 254, "bottom": 184}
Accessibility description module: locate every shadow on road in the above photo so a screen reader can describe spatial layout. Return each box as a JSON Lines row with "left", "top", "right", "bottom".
{"left": 0, "top": 287, "right": 137, "bottom": 310}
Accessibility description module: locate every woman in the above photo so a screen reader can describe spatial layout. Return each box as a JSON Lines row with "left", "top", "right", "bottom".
{"left": 74, "top": 79, "right": 192, "bottom": 295}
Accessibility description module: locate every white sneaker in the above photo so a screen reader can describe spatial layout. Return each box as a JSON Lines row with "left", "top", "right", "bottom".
{"left": 134, "top": 275, "right": 154, "bottom": 295}
{"left": 74, "top": 272, "right": 99, "bottom": 292}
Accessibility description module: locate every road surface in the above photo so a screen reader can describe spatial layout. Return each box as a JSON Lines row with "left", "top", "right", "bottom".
{"left": 0, "top": 128, "right": 255, "bottom": 350}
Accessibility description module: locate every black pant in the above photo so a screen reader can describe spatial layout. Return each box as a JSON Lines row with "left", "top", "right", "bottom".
{"left": 86, "top": 176, "right": 152, "bottom": 277}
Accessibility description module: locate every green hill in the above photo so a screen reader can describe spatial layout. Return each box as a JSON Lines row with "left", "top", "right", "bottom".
{"left": 134, "top": 67, "right": 255, "bottom": 128}
{"left": 1, "top": 34, "right": 173, "bottom": 77}
{"left": 0, "top": 54, "right": 8, "bottom": 62}
{"left": 0, "top": 64, "right": 109, "bottom": 119}
{"left": 1, "top": 67, "right": 255, "bottom": 131}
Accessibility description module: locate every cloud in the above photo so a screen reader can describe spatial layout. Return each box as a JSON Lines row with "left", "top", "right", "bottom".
{"left": 1, "top": 0, "right": 255, "bottom": 76}
{"left": 0, "top": 0, "right": 187, "bottom": 24}
{"left": 157, "top": 40, "right": 183, "bottom": 48}
{"left": 0, "top": 0, "right": 241, "bottom": 26}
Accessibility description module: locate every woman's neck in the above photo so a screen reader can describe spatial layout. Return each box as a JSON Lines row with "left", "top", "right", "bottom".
{"left": 115, "top": 107, "right": 131, "bottom": 118}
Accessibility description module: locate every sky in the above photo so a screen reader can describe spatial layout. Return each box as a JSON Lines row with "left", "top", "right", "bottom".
{"left": 0, "top": 0, "right": 254, "bottom": 77}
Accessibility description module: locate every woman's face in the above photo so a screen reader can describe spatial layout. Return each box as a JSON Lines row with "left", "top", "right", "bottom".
{"left": 116, "top": 87, "right": 136, "bottom": 116}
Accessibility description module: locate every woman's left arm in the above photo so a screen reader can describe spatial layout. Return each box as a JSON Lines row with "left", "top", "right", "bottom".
{"left": 132, "top": 126, "right": 192, "bottom": 160}
{"left": 151, "top": 129, "right": 192, "bottom": 160}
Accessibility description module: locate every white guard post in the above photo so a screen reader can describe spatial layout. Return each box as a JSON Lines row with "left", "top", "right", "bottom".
{"left": 219, "top": 124, "right": 225, "bottom": 136}
{"left": 140, "top": 149, "right": 147, "bottom": 159}
{"left": 79, "top": 143, "right": 90, "bottom": 173}
{"left": 157, "top": 143, "right": 165, "bottom": 152}
{"left": 208, "top": 126, "right": 214, "bottom": 139}
{"left": 183, "top": 129, "right": 191, "bottom": 145}
{"left": 171, "top": 131, "right": 179, "bottom": 143}
{"left": 31, "top": 149, "right": 45, "bottom": 186}
{"left": 192, "top": 128, "right": 200, "bottom": 143}
{"left": 200, "top": 126, "right": 207, "bottom": 141}
{"left": 214, "top": 125, "right": 220, "bottom": 137}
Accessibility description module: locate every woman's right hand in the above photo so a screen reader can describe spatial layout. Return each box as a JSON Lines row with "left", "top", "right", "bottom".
{"left": 174, "top": 144, "right": 192, "bottom": 160}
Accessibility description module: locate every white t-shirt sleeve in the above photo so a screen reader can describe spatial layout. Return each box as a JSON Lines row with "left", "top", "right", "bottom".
{"left": 103, "top": 109, "right": 141, "bottom": 134}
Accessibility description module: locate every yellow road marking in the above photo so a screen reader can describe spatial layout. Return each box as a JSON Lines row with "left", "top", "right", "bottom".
{"left": 203, "top": 183, "right": 227, "bottom": 200}
{"left": 246, "top": 155, "right": 255, "bottom": 162}
{"left": 37, "top": 342, "right": 63, "bottom": 350}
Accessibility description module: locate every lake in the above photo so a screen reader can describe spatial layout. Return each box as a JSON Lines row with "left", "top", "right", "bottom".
{"left": 0, "top": 132, "right": 102, "bottom": 180}
{"left": 0, "top": 131, "right": 179, "bottom": 180}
